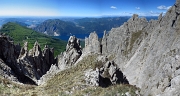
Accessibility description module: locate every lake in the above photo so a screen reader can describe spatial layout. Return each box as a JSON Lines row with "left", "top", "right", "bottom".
{"left": 53, "top": 33, "right": 104, "bottom": 41}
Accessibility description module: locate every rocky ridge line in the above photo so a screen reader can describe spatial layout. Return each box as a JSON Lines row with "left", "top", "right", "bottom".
{"left": 83, "top": 0, "right": 180, "bottom": 95}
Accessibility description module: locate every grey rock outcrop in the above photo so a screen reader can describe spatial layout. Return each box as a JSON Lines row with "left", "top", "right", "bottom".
{"left": 38, "top": 35, "right": 82, "bottom": 85}
{"left": 85, "top": 68, "right": 100, "bottom": 86}
{"left": 17, "top": 41, "right": 54, "bottom": 84}
{"left": 175, "top": 0, "right": 180, "bottom": 14}
{"left": 99, "top": 61, "right": 129, "bottom": 86}
{"left": 0, "top": 58, "right": 17, "bottom": 81}
{"left": 58, "top": 36, "right": 82, "bottom": 69}
{"left": 84, "top": 32, "right": 101, "bottom": 54}
{"left": 85, "top": 59, "right": 128, "bottom": 87}
{"left": 101, "top": 14, "right": 148, "bottom": 58}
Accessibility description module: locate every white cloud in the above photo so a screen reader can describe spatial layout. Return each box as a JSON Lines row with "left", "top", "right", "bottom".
{"left": 157, "top": 5, "right": 172, "bottom": 10}
{"left": 135, "top": 7, "right": 140, "bottom": 10}
{"left": 110, "top": 6, "right": 117, "bottom": 9}
{"left": 119, "top": 11, "right": 167, "bottom": 16}
{"left": 150, "top": 11, "right": 153, "bottom": 13}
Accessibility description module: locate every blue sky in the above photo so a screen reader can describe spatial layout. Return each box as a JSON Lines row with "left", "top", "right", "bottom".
{"left": 0, "top": 0, "right": 175, "bottom": 17}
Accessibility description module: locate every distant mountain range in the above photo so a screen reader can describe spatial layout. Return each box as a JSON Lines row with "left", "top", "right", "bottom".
{"left": 33, "top": 19, "right": 82, "bottom": 36}
{"left": 0, "top": 16, "right": 158, "bottom": 37}
{"left": 33, "top": 17, "right": 133, "bottom": 36}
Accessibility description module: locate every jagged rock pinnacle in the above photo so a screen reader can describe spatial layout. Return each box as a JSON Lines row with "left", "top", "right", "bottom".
{"left": 58, "top": 36, "right": 82, "bottom": 69}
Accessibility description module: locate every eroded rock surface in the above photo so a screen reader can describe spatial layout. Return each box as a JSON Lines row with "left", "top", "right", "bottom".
{"left": 0, "top": 36, "right": 22, "bottom": 82}
{"left": 0, "top": 35, "right": 55, "bottom": 84}
{"left": 57, "top": 36, "right": 82, "bottom": 69}
{"left": 85, "top": 59, "right": 128, "bottom": 87}
{"left": 99, "top": 61, "right": 129, "bottom": 86}
{"left": 84, "top": 32, "right": 101, "bottom": 54}
{"left": 17, "top": 41, "right": 54, "bottom": 84}
{"left": 38, "top": 36, "right": 82, "bottom": 85}
{"left": 96, "top": 0, "right": 180, "bottom": 95}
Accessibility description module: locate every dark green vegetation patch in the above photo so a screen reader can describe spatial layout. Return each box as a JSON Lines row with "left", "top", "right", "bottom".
{"left": 0, "top": 22, "right": 67, "bottom": 56}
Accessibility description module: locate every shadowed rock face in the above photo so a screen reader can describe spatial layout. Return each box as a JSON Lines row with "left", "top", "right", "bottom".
{"left": 0, "top": 36, "right": 20, "bottom": 82}
{"left": 0, "top": 36, "right": 55, "bottom": 84}
{"left": 17, "top": 41, "right": 54, "bottom": 84}
{"left": 0, "top": 36, "right": 36, "bottom": 84}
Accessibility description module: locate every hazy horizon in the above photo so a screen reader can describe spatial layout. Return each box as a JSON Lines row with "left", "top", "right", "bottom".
{"left": 0, "top": 0, "right": 175, "bottom": 17}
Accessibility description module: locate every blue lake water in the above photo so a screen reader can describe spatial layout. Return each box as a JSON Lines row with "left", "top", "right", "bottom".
{"left": 53, "top": 33, "right": 104, "bottom": 41}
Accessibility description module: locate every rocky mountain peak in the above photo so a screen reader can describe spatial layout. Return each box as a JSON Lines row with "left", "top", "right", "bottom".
{"left": 0, "top": 37, "right": 55, "bottom": 84}
{"left": 31, "top": 41, "right": 42, "bottom": 57}
{"left": 58, "top": 36, "right": 82, "bottom": 69}
{"left": 66, "top": 36, "right": 81, "bottom": 52}
{"left": 19, "top": 41, "right": 28, "bottom": 59}
{"left": 84, "top": 31, "right": 101, "bottom": 54}
{"left": 95, "top": 0, "right": 180, "bottom": 95}
{"left": 131, "top": 14, "right": 138, "bottom": 21}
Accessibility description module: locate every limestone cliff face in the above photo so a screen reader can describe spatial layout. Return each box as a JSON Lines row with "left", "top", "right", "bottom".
{"left": 91, "top": 0, "right": 180, "bottom": 95}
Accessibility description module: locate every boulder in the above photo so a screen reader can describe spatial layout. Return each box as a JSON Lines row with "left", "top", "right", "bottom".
{"left": 85, "top": 68, "right": 100, "bottom": 86}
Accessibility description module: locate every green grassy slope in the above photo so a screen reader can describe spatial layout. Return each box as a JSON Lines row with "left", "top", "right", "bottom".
{"left": 0, "top": 22, "right": 67, "bottom": 56}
